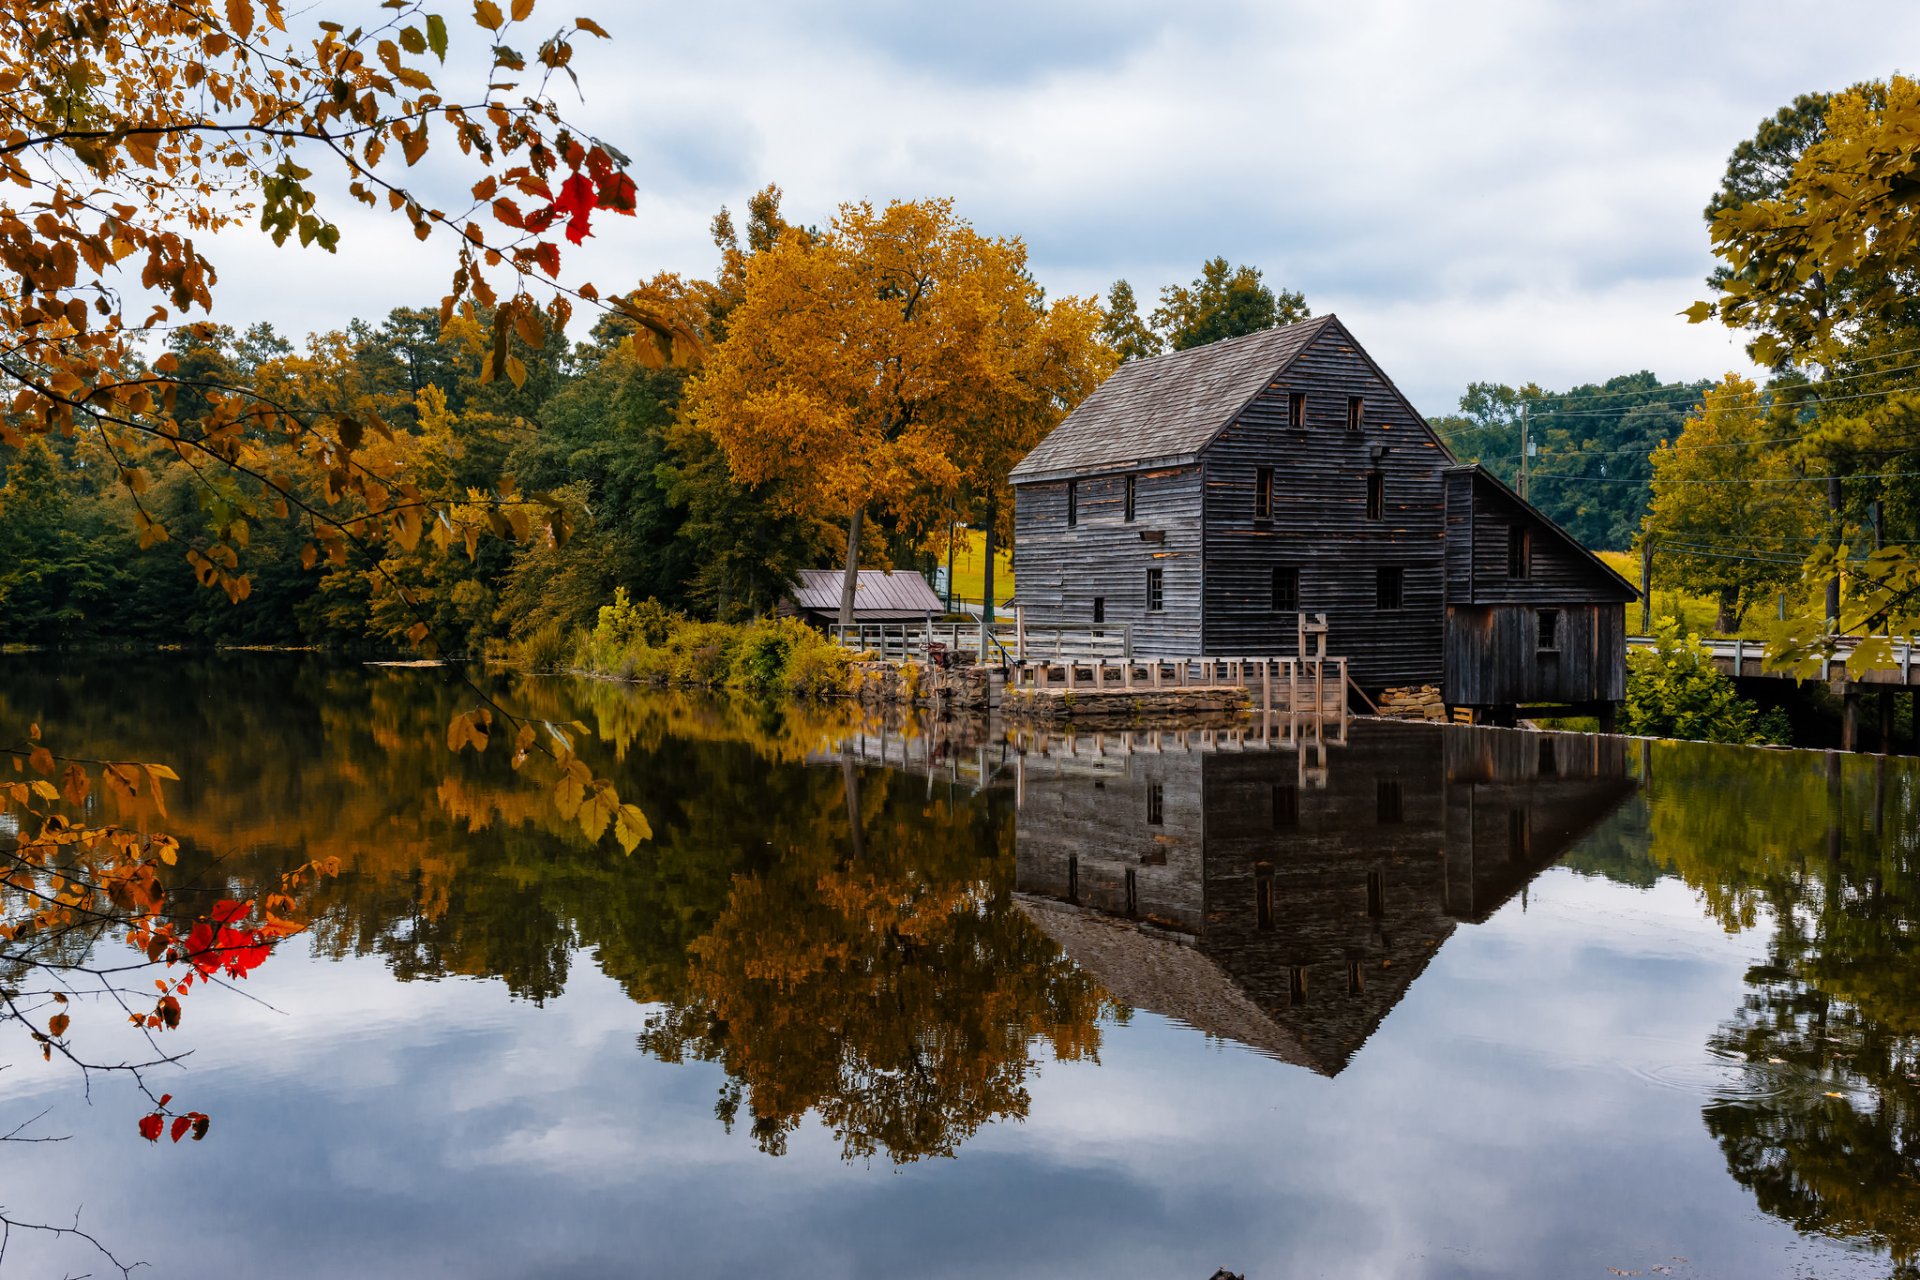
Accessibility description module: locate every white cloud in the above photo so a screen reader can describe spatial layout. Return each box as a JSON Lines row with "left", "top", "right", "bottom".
{"left": 185, "top": 0, "right": 1920, "bottom": 413}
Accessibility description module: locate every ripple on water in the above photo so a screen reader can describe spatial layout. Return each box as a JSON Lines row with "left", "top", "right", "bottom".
{"left": 1627, "top": 1050, "right": 1794, "bottom": 1102}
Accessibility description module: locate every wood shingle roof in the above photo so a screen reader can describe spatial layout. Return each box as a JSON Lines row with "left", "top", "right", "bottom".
{"left": 1009, "top": 314, "right": 1340, "bottom": 484}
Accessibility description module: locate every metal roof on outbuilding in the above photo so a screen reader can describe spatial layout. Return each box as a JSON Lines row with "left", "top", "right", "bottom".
{"left": 787, "top": 569, "right": 945, "bottom": 618}
{"left": 1008, "top": 315, "right": 1339, "bottom": 484}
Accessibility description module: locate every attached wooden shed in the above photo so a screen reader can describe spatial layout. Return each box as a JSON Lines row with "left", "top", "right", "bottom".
{"left": 1441, "top": 466, "right": 1638, "bottom": 722}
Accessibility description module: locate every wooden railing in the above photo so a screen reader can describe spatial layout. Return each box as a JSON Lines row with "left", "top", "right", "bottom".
{"left": 1626, "top": 634, "right": 1920, "bottom": 685}
{"left": 831, "top": 616, "right": 1130, "bottom": 662}
{"left": 1008, "top": 654, "right": 1349, "bottom": 715}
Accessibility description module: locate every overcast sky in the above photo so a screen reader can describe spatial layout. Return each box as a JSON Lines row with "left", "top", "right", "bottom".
{"left": 204, "top": 0, "right": 1920, "bottom": 415}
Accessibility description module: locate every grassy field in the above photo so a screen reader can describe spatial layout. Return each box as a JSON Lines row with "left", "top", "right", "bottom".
{"left": 1596, "top": 549, "right": 1824, "bottom": 639}
{"left": 941, "top": 527, "right": 1015, "bottom": 608}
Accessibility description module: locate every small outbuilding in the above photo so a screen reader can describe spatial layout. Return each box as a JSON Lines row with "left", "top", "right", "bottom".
{"left": 782, "top": 569, "right": 945, "bottom": 627}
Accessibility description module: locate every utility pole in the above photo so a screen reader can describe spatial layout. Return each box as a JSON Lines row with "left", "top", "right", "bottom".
{"left": 1640, "top": 539, "right": 1653, "bottom": 635}
{"left": 1518, "top": 401, "right": 1530, "bottom": 502}
{"left": 1827, "top": 476, "right": 1843, "bottom": 631}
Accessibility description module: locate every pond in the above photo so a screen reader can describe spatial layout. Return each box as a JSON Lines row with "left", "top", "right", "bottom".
{"left": 1, "top": 654, "right": 1916, "bottom": 1278}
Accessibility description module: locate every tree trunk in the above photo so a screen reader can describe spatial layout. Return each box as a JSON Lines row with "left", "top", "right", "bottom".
{"left": 981, "top": 501, "right": 998, "bottom": 628}
{"left": 1716, "top": 587, "right": 1740, "bottom": 635}
{"left": 838, "top": 507, "right": 864, "bottom": 631}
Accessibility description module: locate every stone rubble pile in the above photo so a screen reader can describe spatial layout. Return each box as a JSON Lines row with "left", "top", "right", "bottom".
{"left": 1374, "top": 684, "right": 1447, "bottom": 720}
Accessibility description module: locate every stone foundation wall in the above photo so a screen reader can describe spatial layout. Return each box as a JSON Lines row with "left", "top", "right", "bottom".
{"left": 1374, "top": 684, "right": 1447, "bottom": 721}
{"left": 848, "top": 660, "right": 995, "bottom": 711}
{"left": 1002, "top": 685, "right": 1251, "bottom": 725}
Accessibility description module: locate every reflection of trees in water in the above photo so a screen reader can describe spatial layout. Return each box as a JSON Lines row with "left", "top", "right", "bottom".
{"left": 637, "top": 762, "right": 1109, "bottom": 1162}
{"left": 1647, "top": 741, "right": 1920, "bottom": 1273}
{"left": 0, "top": 656, "right": 1109, "bottom": 1163}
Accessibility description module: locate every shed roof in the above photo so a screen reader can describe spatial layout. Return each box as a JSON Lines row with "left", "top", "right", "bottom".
{"left": 788, "top": 569, "right": 944, "bottom": 617}
{"left": 1450, "top": 465, "right": 1640, "bottom": 603}
{"left": 1009, "top": 315, "right": 1340, "bottom": 483}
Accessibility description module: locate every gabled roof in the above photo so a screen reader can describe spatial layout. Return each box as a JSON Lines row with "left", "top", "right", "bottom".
{"left": 1009, "top": 315, "right": 1341, "bottom": 483}
{"left": 1449, "top": 464, "right": 1640, "bottom": 602}
{"left": 787, "top": 569, "right": 944, "bottom": 616}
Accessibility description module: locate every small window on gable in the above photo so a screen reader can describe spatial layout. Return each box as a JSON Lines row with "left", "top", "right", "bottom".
{"left": 1146, "top": 566, "right": 1164, "bottom": 612}
{"left": 1366, "top": 471, "right": 1384, "bottom": 520}
{"left": 1092, "top": 597, "right": 1105, "bottom": 624}
{"left": 1289, "top": 391, "right": 1306, "bottom": 428}
{"left": 1508, "top": 525, "right": 1531, "bottom": 578}
{"left": 1066, "top": 480, "right": 1078, "bottom": 527}
{"left": 1377, "top": 566, "right": 1404, "bottom": 611}
{"left": 1255, "top": 466, "right": 1273, "bottom": 521}
{"left": 1347, "top": 396, "right": 1365, "bottom": 431}
{"left": 1123, "top": 473, "right": 1136, "bottom": 522}
{"left": 1271, "top": 566, "right": 1299, "bottom": 611}
{"left": 1537, "top": 608, "right": 1561, "bottom": 653}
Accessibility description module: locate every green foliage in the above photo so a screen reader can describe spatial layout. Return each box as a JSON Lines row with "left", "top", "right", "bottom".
{"left": 1429, "top": 373, "right": 1710, "bottom": 551}
{"left": 509, "top": 619, "right": 573, "bottom": 673}
{"left": 1621, "top": 617, "right": 1782, "bottom": 744}
{"left": 1151, "top": 256, "right": 1310, "bottom": 352}
{"left": 1098, "top": 278, "right": 1162, "bottom": 361}
{"left": 569, "top": 592, "right": 850, "bottom": 698}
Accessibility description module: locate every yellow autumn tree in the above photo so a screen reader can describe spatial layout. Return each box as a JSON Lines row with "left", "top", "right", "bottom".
{"left": 691, "top": 198, "right": 1113, "bottom": 626}
{"left": 1640, "top": 375, "right": 1820, "bottom": 632}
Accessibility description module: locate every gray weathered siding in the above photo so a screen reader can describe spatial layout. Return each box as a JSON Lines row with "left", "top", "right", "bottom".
{"left": 1012, "top": 464, "right": 1204, "bottom": 655}
{"left": 1201, "top": 329, "right": 1450, "bottom": 687}
{"left": 1445, "top": 602, "right": 1626, "bottom": 705}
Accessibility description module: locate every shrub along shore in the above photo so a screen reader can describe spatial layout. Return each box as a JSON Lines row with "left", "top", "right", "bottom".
{"left": 517, "top": 589, "right": 854, "bottom": 698}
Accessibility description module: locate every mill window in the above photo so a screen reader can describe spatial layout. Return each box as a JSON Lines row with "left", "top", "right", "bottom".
{"left": 1272, "top": 783, "right": 1298, "bottom": 828}
{"left": 1289, "top": 391, "right": 1307, "bottom": 428}
{"left": 1255, "top": 466, "right": 1273, "bottom": 520}
{"left": 1124, "top": 473, "right": 1136, "bottom": 522}
{"left": 1376, "top": 778, "right": 1403, "bottom": 824}
{"left": 1366, "top": 471, "right": 1384, "bottom": 520}
{"left": 1377, "top": 566, "right": 1404, "bottom": 611}
{"left": 1537, "top": 608, "right": 1561, "bottom": 652}
{"left": 1146, "top": 782, "right": 1165, "bottom": 826}
{"left": 1347, "top": 396, "right": 1365, "bottom": 431}
{"left": 1271, "top": 566, "right": 1299, "bottom": 611}
{"left": 1508, "top": 525, "right": 1531, "bottom": 578}
{"left": 1146, "top": 566, "right": 1164, "bottom": 612}
{"left": 1066, "top": 480, "right": 1078, "bottom": 528}
{"left": 1092, "top": 597, "right": 1105, "bottom": 624}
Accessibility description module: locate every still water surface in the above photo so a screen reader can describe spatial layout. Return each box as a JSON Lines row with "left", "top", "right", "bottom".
{"left": 2, "top": 655, "right": 1916, "bottom": 1278}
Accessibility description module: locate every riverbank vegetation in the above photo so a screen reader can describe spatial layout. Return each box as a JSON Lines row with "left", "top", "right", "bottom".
{"left": 542, "top": 589, "right": 853, "bottom": 698}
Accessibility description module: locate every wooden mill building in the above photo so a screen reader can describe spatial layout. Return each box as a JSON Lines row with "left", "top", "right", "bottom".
{"left": 1008, "top": 315, "right": 1638, "bottom": 721}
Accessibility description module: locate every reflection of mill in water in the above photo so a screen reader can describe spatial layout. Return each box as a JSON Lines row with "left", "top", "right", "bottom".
{"left": 1013, "top": 725, "right": 1639, "bottom": 1075}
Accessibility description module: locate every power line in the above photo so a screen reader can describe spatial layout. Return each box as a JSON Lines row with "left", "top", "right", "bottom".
{"left": 1531, "top": 467, "right": 1920, "bottom": 486}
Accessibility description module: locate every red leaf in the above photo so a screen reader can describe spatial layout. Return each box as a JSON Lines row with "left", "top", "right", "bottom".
{"left": 211, "top": 898, "right": 251, "bottom": 925}
{"left": 553, "top": 172, "right": 595, "bottom": 245}
{"left": 524, "top": 206, "right": 557, "bottom": 234}
{"left": 158, "top": 1093, "right": 172, "bottom": 1107}
{"left": 534, "top": 241, "right": 561, "bottom": 277}
{"left": 138, "top": 1113, "right": 164, "bottom": 1142}
{"left": 190, "top": 1113, "right": 210, "bottom": 1141}
{"left": 170, "top": 1115, "right": 191, "bottom": 1142}
{"left": 594, "top": 171, "right": 636, "bottom": 215}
